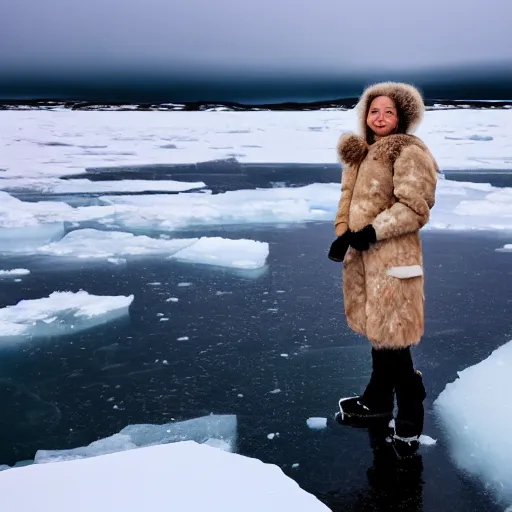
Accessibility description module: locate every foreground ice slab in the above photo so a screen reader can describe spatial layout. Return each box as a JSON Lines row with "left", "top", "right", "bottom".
{"left": 434, "top": 340, "right": 512, "bottom": 503}
{"left": 0, "top": 109, "right": 511, "bottom": 180}
{"left": 35, "top": 414, "right": 237, "bottom": 463}
{"left": 37, "top": 229, "right": 269, "bottom": 269}
{"left": 0, "top": 441, "right": 329, "bottom": 511}
{"left": 0, "top": 291, "right": 134, "bottom": 339}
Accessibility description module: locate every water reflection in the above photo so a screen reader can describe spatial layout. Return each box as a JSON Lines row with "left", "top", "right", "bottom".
{"left": 320, "top": 419, "right": 424, "bottom": 511}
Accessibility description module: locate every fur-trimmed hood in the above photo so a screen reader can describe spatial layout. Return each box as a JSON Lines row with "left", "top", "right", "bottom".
{"left": 336, "top": 82, "right": 427, "bottom": 165}
{"left": 355, "top": 82, "right": 425, "bottom": 137}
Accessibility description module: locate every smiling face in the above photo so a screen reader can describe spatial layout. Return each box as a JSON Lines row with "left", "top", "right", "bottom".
{"left": 366, "top": 95, "right": 399, "bottom": 137}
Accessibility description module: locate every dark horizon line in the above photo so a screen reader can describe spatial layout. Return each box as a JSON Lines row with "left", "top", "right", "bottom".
{"left": 1, "top": 97, "right": 512, "bottom": 111}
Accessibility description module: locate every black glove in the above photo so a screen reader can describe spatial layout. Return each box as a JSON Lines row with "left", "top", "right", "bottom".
{"left": 328, "top": 230, "right": 351, "bottom": 262}
{"left": 349, "top": 225, "right": 377, "bottom": 252}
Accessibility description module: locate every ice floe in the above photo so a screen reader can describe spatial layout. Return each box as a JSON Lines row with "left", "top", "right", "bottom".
{"left": 0, "top": 291, "right": 134, "bottom": 340}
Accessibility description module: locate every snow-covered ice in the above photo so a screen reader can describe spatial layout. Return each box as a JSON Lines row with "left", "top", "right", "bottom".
{"left": 0, "top": 109, "right": 511, "bottom": 180}
{"left": 172, "top": 237, "right": 269, "bottom": 270}
{"left": 38, "top": 229, "right": 196, "bottom": 259}
{"left": 34, "top": 414, "right": 238, "bottom": 463}
{"left": 0, "top": 441, "right": 328, "bottom": 511}
{"left": 36, "top": 229, "right": 269, "bottom": 269}
{"left": 306, "top": 417, "right": 328, "bottom": 430}
{"left": 0, "top": 291, "right": 133, "bottom": 340}
{"left": 0, "top": 269, "right": 30, "bottom": 277}
{"left": 434, "top": 340, "right": 512, "bottom": 502}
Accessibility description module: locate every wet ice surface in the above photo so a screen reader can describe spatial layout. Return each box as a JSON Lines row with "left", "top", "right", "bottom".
{"left": 0, "top": 220, "right": 510, "bottom": 511}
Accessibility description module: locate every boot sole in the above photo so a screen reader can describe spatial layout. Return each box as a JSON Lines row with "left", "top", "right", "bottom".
{"left": 337, "top": 399, "right": 393, "bottom": 427}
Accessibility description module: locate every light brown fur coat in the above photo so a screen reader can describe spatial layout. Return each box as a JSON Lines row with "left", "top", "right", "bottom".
{"left": 334, "top": 83, "right": 438, "bottom": 348}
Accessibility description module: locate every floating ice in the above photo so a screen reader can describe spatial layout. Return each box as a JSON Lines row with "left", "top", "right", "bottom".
{"left": 0, "top": 441, "right": 329, "bottom": 511}
{"left": 0, "top": 291, "right": 134, "bottom": 340}
{"left": 37, "top": 229, "right": 269, "bottom": 269}
{"left": 1, "top": 176, "right": 512, "bottom": 236}
{"left": 99, "top": 183, "right": 337, "bottom": 231}
{"left": 496, "top": 244, "right": 512, "bottom": 252}
{"left": 172, "top": 237, "right": 269, "bottom": 269}
{"left": 306, "top": 417, "right": 328, "bottom": 430}
{"left": 0, "top": 224, "right": 65, "bottom": 254}
{"left": 0, "top": 177, "right": 206, "bottom": 194}
{"left": 419, "top": 435, "right": 437, "bottom": 446}
{"left": 35, "top": 414, "right": 238, "bottom": 463}
{"left": 0, "top": 269, "right": 30, "bottom": 277}
{"left": 38, "top": 229, "right": 196, "bottom": 259}
{"left": 434, "top": 340, "right": 512, "bottom": 502}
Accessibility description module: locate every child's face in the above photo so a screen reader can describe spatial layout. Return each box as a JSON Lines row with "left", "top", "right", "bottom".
{"left": 366, "top": 96, "right": 399, "bottom": 137}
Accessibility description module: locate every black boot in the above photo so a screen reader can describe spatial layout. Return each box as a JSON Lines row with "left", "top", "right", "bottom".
{"left": 337, "top": 348, "right": 395, "bottom": 424}
{"left": 392, "top": 363, "right": 426, "bottom": 458}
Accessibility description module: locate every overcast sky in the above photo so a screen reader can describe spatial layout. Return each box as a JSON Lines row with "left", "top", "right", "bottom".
{"left": 1, "top": 0, "right": 511, "bottom": 77}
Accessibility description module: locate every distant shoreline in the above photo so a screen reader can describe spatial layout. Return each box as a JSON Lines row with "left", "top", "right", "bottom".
{"left": 1, "top": 98, "right": 512, "bottom": 112}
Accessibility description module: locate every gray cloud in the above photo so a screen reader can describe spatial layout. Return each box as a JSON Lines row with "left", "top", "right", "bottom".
{"left": 1, "top": 0, "right": 511, "bottom": 77}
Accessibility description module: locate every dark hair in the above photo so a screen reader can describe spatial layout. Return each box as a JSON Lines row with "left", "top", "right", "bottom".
{"left": 364, "top": 94, "right": 407, "bottom": 144}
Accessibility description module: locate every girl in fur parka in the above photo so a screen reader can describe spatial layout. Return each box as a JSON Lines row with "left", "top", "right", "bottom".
{"left": 329, "top": 82, "right": 438, "bottom": 454}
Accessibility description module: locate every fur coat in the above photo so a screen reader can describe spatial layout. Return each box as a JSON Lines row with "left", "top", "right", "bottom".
{"left": 334, "top": 82, "right": 438, "bottom": 348}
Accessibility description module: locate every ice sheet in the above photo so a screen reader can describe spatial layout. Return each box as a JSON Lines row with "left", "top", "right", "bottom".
{"left": 0, "top": 291, "right": 134, "bottom": 340}
{"left": 0, "top": 109, "right": 511, "bottom": 181}
{"left": 434, "top": 340, "right": 512, "bottom": 503}
{"left": 0, "top": 441, "right": 329, "bottom": 511}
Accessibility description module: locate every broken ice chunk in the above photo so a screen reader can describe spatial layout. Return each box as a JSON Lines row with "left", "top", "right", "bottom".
{"left": 0, "top": 291, "right": 134, "bottom": 340}
{"left": 306, "top": 417, "right": 327, "bottom": 430}
{"left": 171, "top": 237, "right": 269, "bottom": 270}
{"left": 0, "top": 269, "right": 30, "bottom": 277}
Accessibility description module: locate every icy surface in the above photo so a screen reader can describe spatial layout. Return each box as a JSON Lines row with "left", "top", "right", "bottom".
{"left": 0, "top": 224, "right": 65, "bottom": 254}
{"left": 0, "top": 441, "right": 328, "bottom": 511}
{"left": 0, "top": 109, "right": 511, "bottom": 180}
{"left": 0, "top": 177, "right": 205, "bottom": 193}
{"left": 434, "top": 340, "right": 512, "bottom": 502}
{"left": 35, "top": 414, "right": 237, "bottom": 463}
{"left": 1, "top": 177, "right": 512, "bottom": 237}
{"left": 37, "top": 229, "right": 269, "bottom": 269}
{"left": 0, "top": 291, "right": 134, "bottom": 340}
{"left": 38, "top": 229, "right": 197, "bottom": 259}
{"left": 0, "top": 269, "right": 30, "bottom": 277}
{"left": 172, "top": 237, "right": 269, "bottom": 269}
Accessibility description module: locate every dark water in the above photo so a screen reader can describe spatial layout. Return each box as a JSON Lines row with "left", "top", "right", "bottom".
{"left": 1, "top": 64, "right": 512, "bottom": 104}
{"left": 1, "top": 164, "right": 512, "bottom": 509}
{"left": 0, "top": 223, "right": 511, "bottom": 511}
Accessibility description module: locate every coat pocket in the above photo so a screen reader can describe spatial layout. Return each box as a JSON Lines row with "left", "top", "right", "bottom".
{"left": 386, "top": 265, "right": 423, "bottom": 279}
